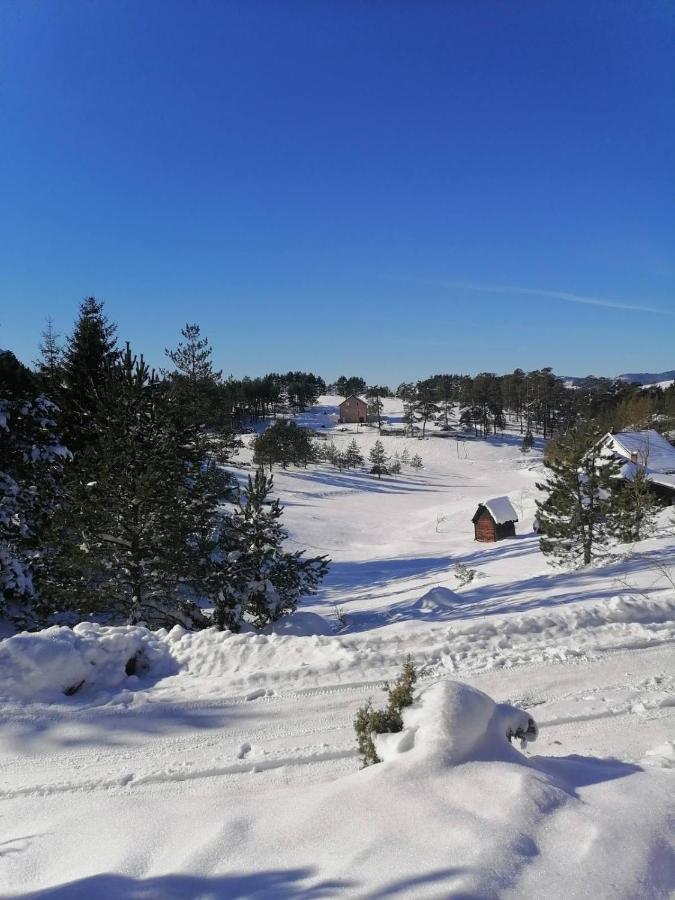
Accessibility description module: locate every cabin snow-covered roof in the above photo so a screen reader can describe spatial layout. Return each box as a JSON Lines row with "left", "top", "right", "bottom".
{"left": 604, "top": 430, "right": 675, "bottom": 474}
{"left": 338, "top": 394, "right": 367, "bottom": 406}
{"left": 474, "top": 496, "right": 519, "bottom": 524}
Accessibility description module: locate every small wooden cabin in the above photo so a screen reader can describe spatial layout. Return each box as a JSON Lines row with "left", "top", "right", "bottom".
{"left": 339, "top": 395, "right": 368, "bottom": 424}
{"left": 472, "top": 497, "right": 518, "bottom": 542}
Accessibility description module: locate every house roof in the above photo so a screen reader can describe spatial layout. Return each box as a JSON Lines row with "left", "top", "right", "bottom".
{"left": 338, "top": 394, "right": 367, "bottom": 407}
{"left": 472, "top": 496, "right": 519, "bottom": 524}
{"left": 604, "top": 430, "right": 675, "bottom": 474}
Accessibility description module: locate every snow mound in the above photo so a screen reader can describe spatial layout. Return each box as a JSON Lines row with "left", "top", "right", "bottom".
{"left": 374, "top": 679, "right": 537, "bottom": 767}
{"left": 387, "top": 585, "right": 460, "bottom": 621}
{"left": 0, "top": 623, "right": 177, "bottom": 702}
{"left": 643, "top": 741, "right": 675, "bottom": 769}
{"left": 267, "top": 610, "right": 335, "bottom": 636}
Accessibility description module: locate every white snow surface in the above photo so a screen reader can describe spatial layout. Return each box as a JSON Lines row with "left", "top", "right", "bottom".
{"left": 1, "top": 396, "right": 674, "bottom": 898}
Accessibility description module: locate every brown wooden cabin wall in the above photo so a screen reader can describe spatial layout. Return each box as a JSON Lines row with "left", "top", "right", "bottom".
{"left": 474, "top": 512, "right": 496, "bottom": 542}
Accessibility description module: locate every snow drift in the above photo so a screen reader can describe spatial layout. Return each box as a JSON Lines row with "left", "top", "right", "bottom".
{"left": 374, "top": 679, "right": 537, "bottom": 766}
{"left": 0, "top": 623, "right": 176, "bottom": 701}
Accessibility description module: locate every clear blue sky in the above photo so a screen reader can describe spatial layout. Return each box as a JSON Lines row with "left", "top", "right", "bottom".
{"left": 1, "top": 0, "right": 673, "bottom": 385}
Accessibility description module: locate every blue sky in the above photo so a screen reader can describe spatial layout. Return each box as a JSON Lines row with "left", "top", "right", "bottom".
{"left": 1, "top": 0, "right": 673, "bottom": 385}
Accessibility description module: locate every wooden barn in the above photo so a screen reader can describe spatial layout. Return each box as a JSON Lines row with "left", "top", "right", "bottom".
{"left": 472, "top": 496, "right": 519, "bottom": 542}
{"left": 338, "top": 394, "right": 368, "bottom": 424}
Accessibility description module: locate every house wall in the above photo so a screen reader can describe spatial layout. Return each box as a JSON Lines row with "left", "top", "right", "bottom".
{"left": 474, "top": 511, "right": 496, "bottom": 542}
{"left": 340, "top": 398, "right": 367, "bottom": 423}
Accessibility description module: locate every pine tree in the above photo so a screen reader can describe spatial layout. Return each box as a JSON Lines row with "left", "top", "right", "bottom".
{"left": 345, "top": 439, "right": 364, "bottom": 468}
{"left": 612, "top": 466, "right": 659, "bottom": 543}
{"left": 253, "top": 420, "right": 316, "bottom": 470}
{"left": 521, "top": 431, "right": 534, "bottom": 453}
{"left": 213, "top": 470, "right": 329, "bottom": 631}
{"left": 536, "top": 424, "right": 622, "bottom": 566}
{"left": 47, "top": 344, "right": 221, "bottom": 627}
{"left": 401, "top": 447, "right": 410, "bottom": 464}
{"left": 0, "top": 392, "right": 70, "bottom": 628}
{"left": 165, "top": 323, "right": 223, "bottom": 430}
{"left": 34, "top": 316, "right": 63, "bottom": 398}
{"left": 410, "top": 454, "right": 423, "bottom": 470}
{"left": 369, "top": 440, "right": 389, "bottom": 478}
{"left": 389, "top": 458, "right": 401, "bottom": 475}
{"left": 414, "top": 384, "right": 440, "bottom": 437}
{"left": 61, "top": 297, "right": 118, "bottom": 452}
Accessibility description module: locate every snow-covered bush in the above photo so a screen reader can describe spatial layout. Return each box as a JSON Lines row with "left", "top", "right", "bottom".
{"left": 371, "top": 679, "right": 538, "bottom": 768}
{"left": 453, "top": 562, "right": 476, "bottom": 586}
{"left": 354, "top": 657, "right": 417, "bottom": 766}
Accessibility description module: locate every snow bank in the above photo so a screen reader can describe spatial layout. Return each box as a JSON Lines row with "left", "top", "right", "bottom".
{"left": 374, "top": 680, "right": 537, "bottom": 767}
{"left": 0, "top": 623, "right": 177, "bottom": 702}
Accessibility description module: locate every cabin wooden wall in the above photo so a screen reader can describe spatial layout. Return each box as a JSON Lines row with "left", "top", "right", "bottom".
{"left": 474, "top": 511, "right": 496, "bottom": 542}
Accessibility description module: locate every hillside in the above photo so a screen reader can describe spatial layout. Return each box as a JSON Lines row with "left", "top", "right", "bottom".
{"left": 1, "top": 397, "right": 673, "bottom": 898}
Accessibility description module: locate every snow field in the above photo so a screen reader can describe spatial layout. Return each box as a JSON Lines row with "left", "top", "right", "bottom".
{"left": 1, "top": 396, "right": 673, "bottom": 897}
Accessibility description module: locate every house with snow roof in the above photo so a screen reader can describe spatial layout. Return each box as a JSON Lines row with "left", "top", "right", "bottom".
{"left": 472, "top": 496, "right": 519, "bottom": 542}
{"left": 599, "top": 430, "right": 675, "bottom": 505}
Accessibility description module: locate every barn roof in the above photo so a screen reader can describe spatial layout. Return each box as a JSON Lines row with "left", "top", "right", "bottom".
{"left": 338, "top": 394, "right": 367, "bottom": 406}
{"left": 606, "top": 430, "right": 675, "bottom": 474}
{"left": 473, "top": 496, "right": 519, "bottom": 525}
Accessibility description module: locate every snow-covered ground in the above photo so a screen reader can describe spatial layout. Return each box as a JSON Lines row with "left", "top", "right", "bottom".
{"left": 1, "top": 396, "right": 673, "bottom": 898}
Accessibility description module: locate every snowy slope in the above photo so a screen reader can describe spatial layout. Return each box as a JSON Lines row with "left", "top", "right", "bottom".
{"left": 1, "top": 396, "right": 673, "bottom": 898}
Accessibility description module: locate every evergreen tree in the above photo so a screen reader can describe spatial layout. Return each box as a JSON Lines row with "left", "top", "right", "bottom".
{"left": 536, "top": 424, "right": 622, "bottom": 566}
{"left": 34, "top": 316, "right": 63, "bottom": 398}
{"left": 47, "top": 344, "right": 221, "bottom": 627}
{"left": 410, "top": 454, "right": 423, "bottom": 470}
{"left": 0, "top": 393, "right": 70, "bottom": 628}
{"left": 521, "top": 431, "right": 534, "bottom": 453}
{"left": 400, "top": 447, "right": 410, "bottom": 464}
{"left": 369, "top": 440, "right": 389, "bottom": 478}
{"left": 612, "top": 466, "right": 659, "bottom": 543}
{"left": 345, "top": 439, "right": 364, "bottom": 468}
{"left": 253, "top": 420, "right": 316, "bottom": 471}
{"left": 165, "top": 323, "right": 223, "bottom": 430}
{"left": 389, "top": 458, "right": 402, "bottom": 475}
{"left": 414, "top": 381, "right": 440, "bottom": 437}
{"left": 61, "top": 297, "right": 118, "bottom": 452}
{"left": 213, "top": 469, "right": 329, "bottom": 631}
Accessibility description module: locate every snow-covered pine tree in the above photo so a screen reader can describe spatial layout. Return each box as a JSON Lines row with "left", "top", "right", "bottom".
{"left": 410, "top": 454, "right": 423, "bottom": 470}
{"left": 535, "top": 424, "right": 622, "bottom": 566}
{"left": 60, "top": 297, "right": 118, "bottom": 452}
{"left": 213, "top": 469, "right": 329, "bottom": 631}
{"left": 0, "top": 359, "right": 70, "bottom": 628}
{"left": 389, "top": 458, "right": 401, "bottom": 475}
{"left": 48, "top": 344, "right": 221, "bottom": 628}
{"left": 612, "top": 465, "right": 659, "bottom": 543}
{"left": 368, "top": 440, "right": 389, "bottom": 478}
{"left": 345, "top": 439, "right": 364, "bottom": 468}
{"left": 401, "top": 447, "right": 410, "bottom": 464}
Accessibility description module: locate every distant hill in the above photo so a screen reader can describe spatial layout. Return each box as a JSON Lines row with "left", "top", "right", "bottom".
{"left": 616, "top": 370, "right": 675, "bottom": 386}
{"left": 562, "top": 370, "right": 675, "bottom": 388}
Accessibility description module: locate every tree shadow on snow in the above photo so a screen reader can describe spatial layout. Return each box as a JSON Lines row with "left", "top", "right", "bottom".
{"left": 280, "top": 468, "right": 449, "bottom": 496}
{"left": 4, "top": 702, "right": 269, "bottom": 753}
{"left": 17, "top": 868, "right": 355, "bottom": 899}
